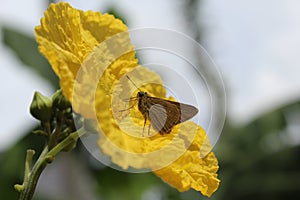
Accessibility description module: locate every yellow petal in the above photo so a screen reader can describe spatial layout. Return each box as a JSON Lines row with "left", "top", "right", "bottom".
{"left": 35, "top": 2, "right": 132, "bottom": 101}
{"left": 153, "top": 124, "right": 220, "bottom": 197}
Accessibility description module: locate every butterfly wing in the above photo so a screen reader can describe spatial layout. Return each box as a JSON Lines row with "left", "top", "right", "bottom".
{"left": 148, "top": 100, "right": 180, "bottom": 133}
{"left": 177, "top": 102, "right": 199, "bottom": 123}
{"left": 148, "top": 97, "right": 198, "bottom": 134}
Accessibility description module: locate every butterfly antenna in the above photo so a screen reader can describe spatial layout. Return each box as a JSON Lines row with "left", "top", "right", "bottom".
{"left": 126, "top": 75, "right": 142, "bottom": 92}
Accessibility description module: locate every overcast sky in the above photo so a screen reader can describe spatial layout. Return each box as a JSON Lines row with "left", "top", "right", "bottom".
{"left": 1, "top": 0, "right": 300, "bottom": 150}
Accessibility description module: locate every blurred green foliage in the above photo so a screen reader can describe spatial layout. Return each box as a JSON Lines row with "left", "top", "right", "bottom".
{"left": 2, "top": 26, "right": 59, "bottom": 88}
{"left": 213, "top": 101, "right": 300, "bottom": 200}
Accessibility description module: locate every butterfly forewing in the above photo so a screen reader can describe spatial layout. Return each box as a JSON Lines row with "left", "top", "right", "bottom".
{"left": 147, "top": 97, "right": 198, "bottom": 134}
{"left": 177, "top": 103, "right": 199, "bottom": 123}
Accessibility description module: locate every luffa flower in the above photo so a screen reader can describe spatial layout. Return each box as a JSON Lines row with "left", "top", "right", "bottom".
{"left": 35, "top": 2, "right": 220, "bottom": 197}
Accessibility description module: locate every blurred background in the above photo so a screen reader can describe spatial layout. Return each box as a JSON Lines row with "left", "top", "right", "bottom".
{"left": 1, "top": 0, "right": 300, "bottom": 199}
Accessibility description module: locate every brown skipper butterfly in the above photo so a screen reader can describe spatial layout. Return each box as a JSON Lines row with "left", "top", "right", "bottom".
{"left": 124, "top": 75, "right": 198, "bottom": 135}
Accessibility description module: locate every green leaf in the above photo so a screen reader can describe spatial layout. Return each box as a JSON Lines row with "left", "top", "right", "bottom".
{"left": 1, "top": 26, "right": 58, "bottom": 88}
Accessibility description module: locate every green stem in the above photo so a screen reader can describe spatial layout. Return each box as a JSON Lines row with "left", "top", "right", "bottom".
{"left": 18, "top": 147, "right": 48, "bottom": 200}
{"left": 14, "top": 150, "right": 35, "bottom": 192}
{"left": 48, "top": 121, "right": 62, "bottom": 150}
{"left": 16, "top": 127, "right": 86, "bottom": 200}
{"left": 48, "top": 128, "right": 85, "bottom": 156}
{"left": 24, "top": 150, "right": 35, "bottom": 185}
{"left": 43, "top": 121, "right": 51, "bottom": 137}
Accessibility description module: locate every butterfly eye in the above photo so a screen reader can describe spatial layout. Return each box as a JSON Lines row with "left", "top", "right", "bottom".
{"left": 138, "top": 92, "right": 145, "bottom": 97}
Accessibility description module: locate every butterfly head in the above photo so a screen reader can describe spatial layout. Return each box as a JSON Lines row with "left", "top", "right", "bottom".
{"left": 138, "top": 91, "right": 147, "bottom": 98}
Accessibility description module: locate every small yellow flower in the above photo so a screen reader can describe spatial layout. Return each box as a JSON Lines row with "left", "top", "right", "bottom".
{"left": 35, "top": 2, "right": 220, "bottom": 197}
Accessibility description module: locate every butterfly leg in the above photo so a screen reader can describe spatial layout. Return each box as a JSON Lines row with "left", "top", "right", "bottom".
{"left": 147, "top": 124, "right": 151, "bottom": 136}
{"left": 142, "top": 116, "right": 147, "bottom": 137}
{"left": 122, "top": 97, "right": 137, "bottom": 102}
{"left": 119, "top": 100, "right": 137, "bottom": 112}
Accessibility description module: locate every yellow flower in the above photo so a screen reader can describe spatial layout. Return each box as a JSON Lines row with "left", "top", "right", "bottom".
{"left": 35, "top": 2, "right": 220, "bottom": 197}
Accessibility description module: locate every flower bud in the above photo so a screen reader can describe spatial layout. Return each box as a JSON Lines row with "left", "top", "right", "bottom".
{"left": 30, "top": 91, "right": 53, "bottom": 122}
{"left": 52, "top": 90, "right": 71, "bottom": 110}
